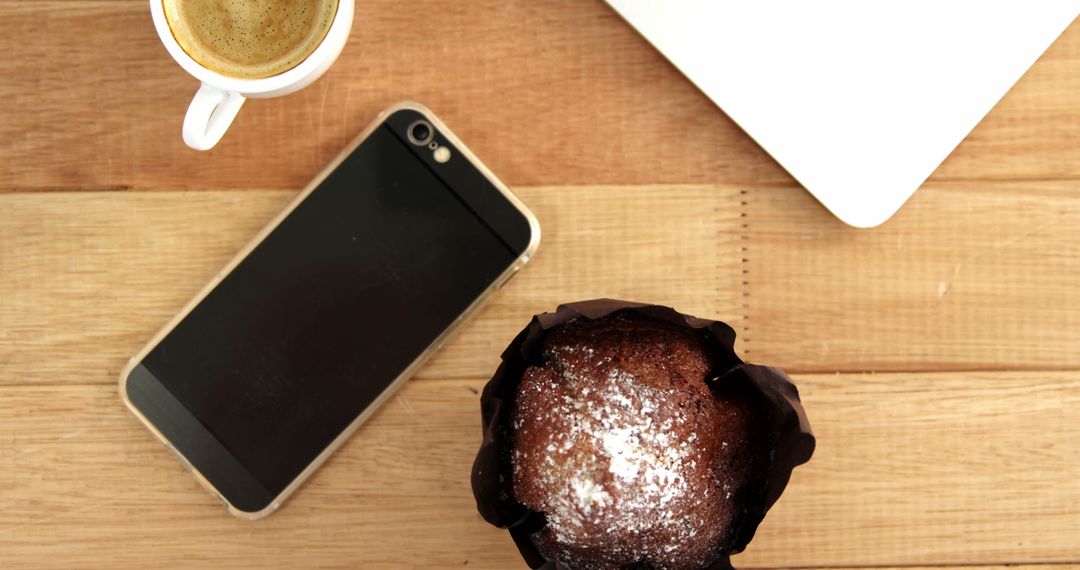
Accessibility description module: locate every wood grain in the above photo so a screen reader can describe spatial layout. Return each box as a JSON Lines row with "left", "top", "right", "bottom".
{"left": 870, "top": 568, "right": 1080, "bottom": 570}
{"left": 0, "top": 185, "right": 745, "bottom": 386}
{"left": 2, "top": 1, "right": 1079, "bottom": 192}
{"left": 0, "top": 0, "right": 786, "bottom": 191}
{"left": 7, "top": 179, "right": 1080, "bottom": 384}
{"left": 866, "top": 568, "right": 1080, "bottom": 570}
{"left": 1, "top": 370, "right": 1076, "bottom": 568}
{"left": 742, "top": 180, "right": 1080, "bottom": 373}
{"left": 872, "top": 565, "right": 1080, "bottom": 570}
{"left": 5, "top": 2, "right": 1080, "bottom": 566}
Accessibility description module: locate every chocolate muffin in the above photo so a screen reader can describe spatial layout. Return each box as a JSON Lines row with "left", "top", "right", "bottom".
{"left": 510, "top": 312, "right": 767, "bottom": 570}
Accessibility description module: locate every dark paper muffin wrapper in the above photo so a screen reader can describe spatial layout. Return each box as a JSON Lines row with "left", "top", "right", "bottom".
{"left": 471, "top": 299, "right": 815, "bottom": 570}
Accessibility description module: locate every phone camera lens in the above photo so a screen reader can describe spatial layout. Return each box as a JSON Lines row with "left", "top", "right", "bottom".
{"left": 407, "top": 121, "right": 434, "bottom": 146}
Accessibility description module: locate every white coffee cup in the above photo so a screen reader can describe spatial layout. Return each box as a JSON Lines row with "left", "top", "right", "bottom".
{"left": 150, "top": 0, "right": 355, "bottom": 151}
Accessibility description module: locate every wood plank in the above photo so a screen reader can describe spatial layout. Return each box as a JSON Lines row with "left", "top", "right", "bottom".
{"left": 740, "top": 371, "right": 1080, "bottom": 567}
{"left": 2, "top": 2, "right": 1080, "bottom": 191}
{"left": 1, "top": 370, "right": 1076, "bottom": 568}
{"left": 858, "top": 567, "right": 1080, "bottom": 570}
{"left": 872, "top": 565, "right": 1075, "bottom": 570}
{"left": 0, "top": 0, "right": 787, "bottom": 191}
{"left": 0, "top": 185, "right": 745, "bottom": 386}
{"left": 860, "top": 568, "right": 1080, "bottom": 570}
{"left": 742, "top": 180, "right": 1080, "bottom": 373}
{"left": 6, "top": 179, "right": 1080, "bottom": 382}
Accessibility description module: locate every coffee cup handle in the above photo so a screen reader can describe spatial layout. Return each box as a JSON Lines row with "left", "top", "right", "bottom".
{"left": 183, "top": 84, "right": 246, "bottom": 151}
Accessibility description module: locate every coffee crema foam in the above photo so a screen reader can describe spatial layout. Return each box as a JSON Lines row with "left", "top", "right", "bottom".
{"left": 163, "top": 0, "right": 339, "bottom": 80}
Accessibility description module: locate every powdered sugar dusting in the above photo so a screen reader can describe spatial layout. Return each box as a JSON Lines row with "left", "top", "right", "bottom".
{"left": 511, "top": 342, "right": 736, "bottom": 565}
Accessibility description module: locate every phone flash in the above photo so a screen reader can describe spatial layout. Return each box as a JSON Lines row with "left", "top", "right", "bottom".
{"left": 433, "top": 146, "right": 451, "bottom": 163}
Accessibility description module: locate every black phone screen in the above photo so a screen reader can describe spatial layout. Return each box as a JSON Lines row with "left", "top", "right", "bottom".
{"left": 125, "top": 110, "right": 531, "bottom": 512}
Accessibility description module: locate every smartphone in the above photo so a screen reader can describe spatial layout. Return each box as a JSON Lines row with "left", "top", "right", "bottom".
{"left": 120, "top": 102, "right": 540, "bottom": 519}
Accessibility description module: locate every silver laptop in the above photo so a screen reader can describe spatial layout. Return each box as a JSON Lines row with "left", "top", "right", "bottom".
{"left": 606, "top": 0, "right": 1080, "bottom": 227}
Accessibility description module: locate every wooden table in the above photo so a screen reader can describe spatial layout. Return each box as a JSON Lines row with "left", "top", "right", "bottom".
{"left": 3, "top": 2, "right": 1079, "bottom": 568}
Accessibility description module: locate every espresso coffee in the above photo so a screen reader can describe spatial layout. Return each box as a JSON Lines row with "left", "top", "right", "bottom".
{"left": 163, "top": 0, "right": 339, "bottom": 79}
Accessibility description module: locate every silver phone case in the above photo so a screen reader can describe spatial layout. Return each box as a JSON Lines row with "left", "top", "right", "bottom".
{"left": 118, "top": 101, "right": 541, "bottom": 520}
